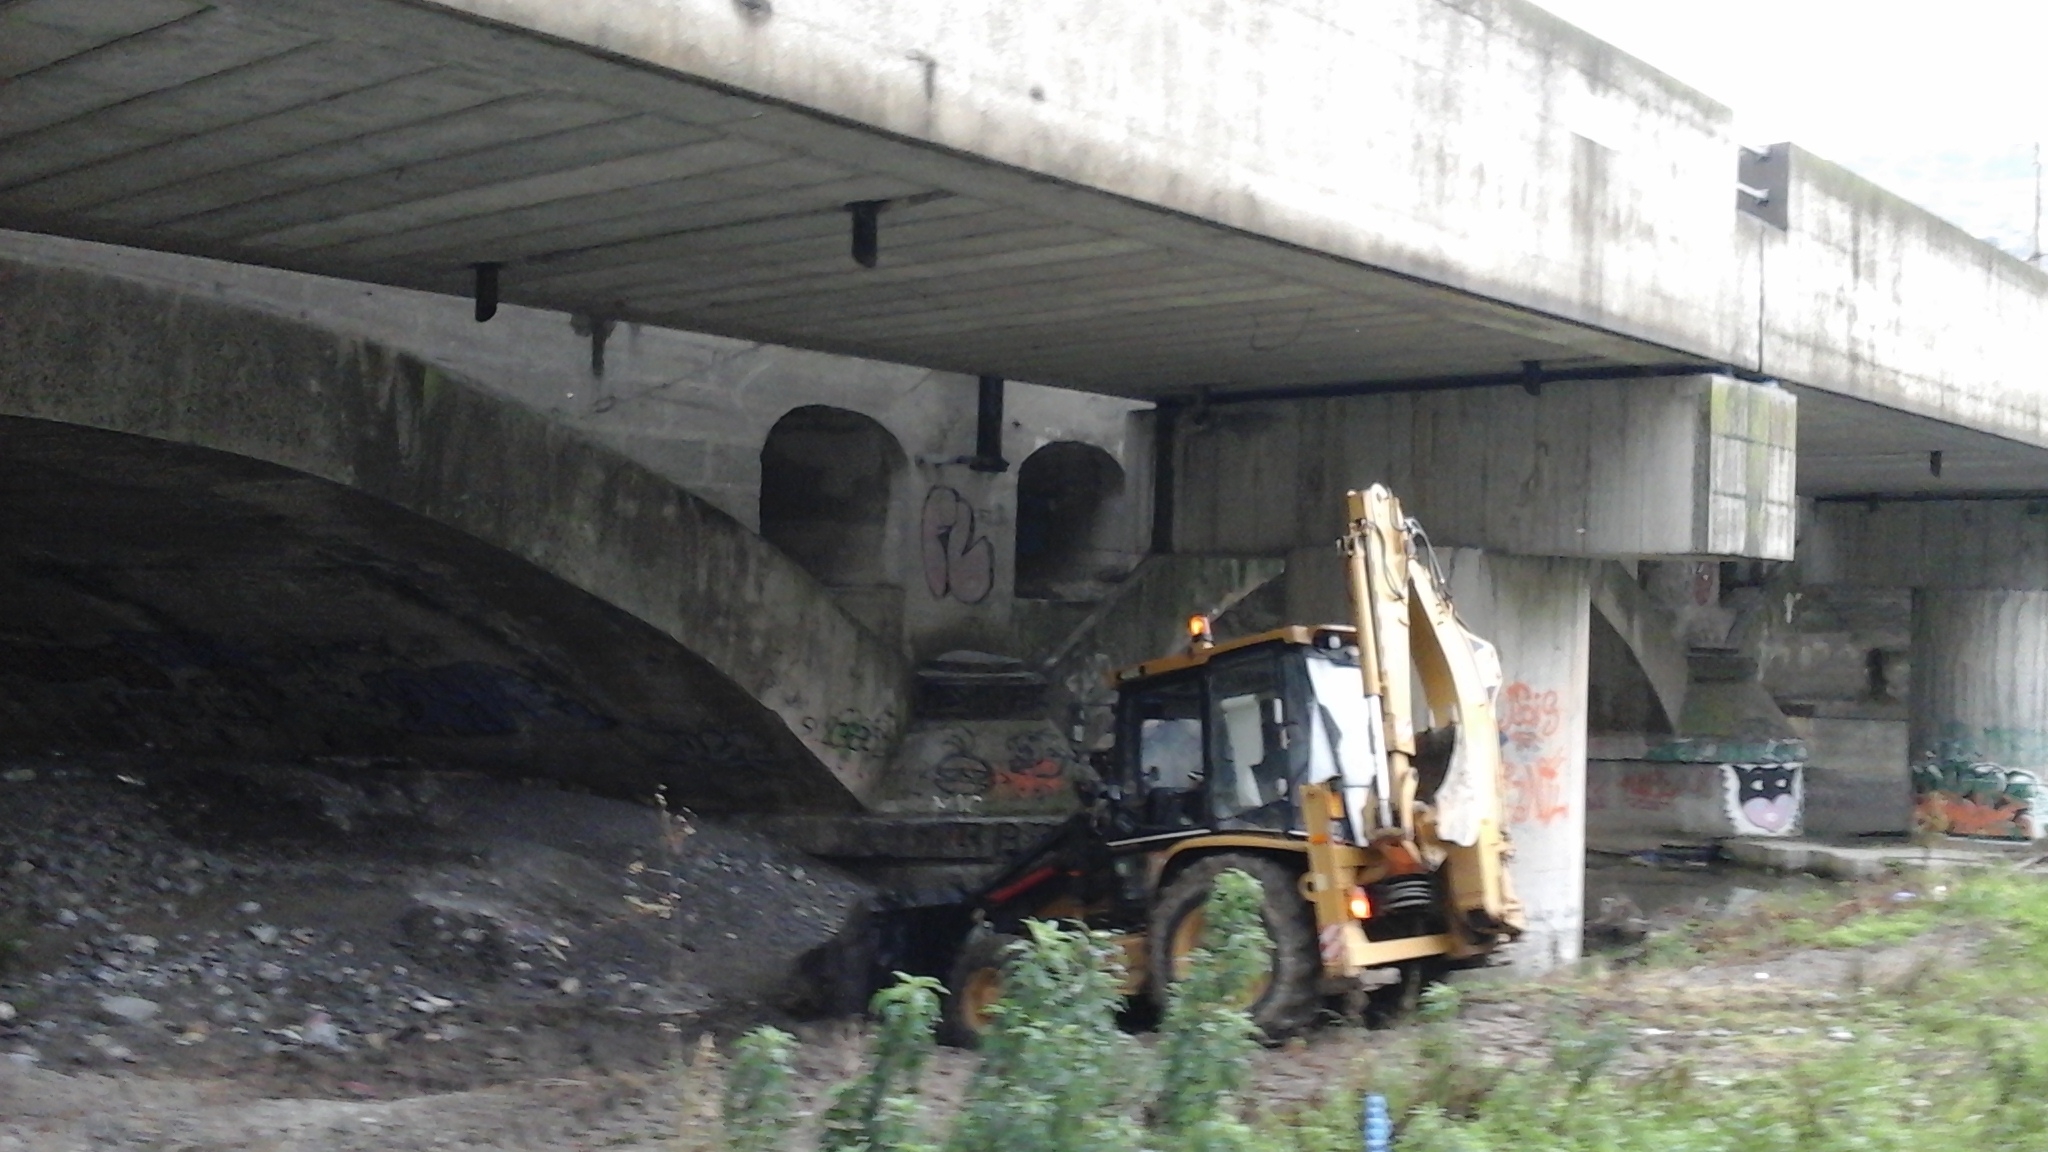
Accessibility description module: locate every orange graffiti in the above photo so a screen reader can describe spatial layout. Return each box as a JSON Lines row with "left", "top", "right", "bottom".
{"left": 1620, "top": 770, "right": 1683, "bottom": 811}
{"left": 1916, "top": 791, "right": 2033, "bottom": 840}
{"left": 993, "top": 758, "right": 1066, "bottom": 800}
{"left": 1499, "top": 681, "right": 1572, "bottom": 827}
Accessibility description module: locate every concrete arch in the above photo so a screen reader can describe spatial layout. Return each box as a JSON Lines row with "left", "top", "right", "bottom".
{"left": 759, "top": 405, "right": 906, "bottom": 589}
{"left": 758, "top": 404, "right": 909, "bottom": 643}
{"left": 1589, "top": 562, "right": 1689, "bottom": 735}
{"left": 1014, "top": 440, "right": 1128, "bottom": 601}
{"left": 0, "top": 256, "right": 910, "bottom": 809}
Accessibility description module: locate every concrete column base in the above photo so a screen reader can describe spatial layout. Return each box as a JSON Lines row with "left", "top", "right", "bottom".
{"left": 1586, "top": 759, "right": 1805, "bottom": 845}
{"left": 1441, "top": 550, "right": 1591, "bottom": 974}
{"left": 1910, "top": 590, "right": 2048, "bottom": 841}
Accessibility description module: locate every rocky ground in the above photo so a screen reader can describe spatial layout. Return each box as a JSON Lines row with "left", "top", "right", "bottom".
{"left": 0, "top": 757, "right": 868, "bottom": 1110}
{"left": 1, "top": 758, "right": 1940, "bottom": 1151}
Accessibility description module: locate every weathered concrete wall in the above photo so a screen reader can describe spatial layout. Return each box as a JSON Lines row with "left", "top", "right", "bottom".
{"left": 1589, "top": 561, "right": 1688, "bottom": 731}
{"left": 0, "top": 255, "right": 912, "bottom": 805}
{"left": 426, "top": 0, "right": 1750, "bottom": 367}
{"left": 1754, "top": 149, "right": 2048, "bottom": 450}
{"left": 0, "top": 230, "right": 1154, "bottom": 664}
{"left": 1586, "top": 761, "right": 1803, "bottom": 844}
{"left": 1806, "top": 500, "right": 2048, "bottom": 590}
{"left": 1175, "top": 376, "right": 1795, "bottom": 560}
{"left": 1442, "top": 551, "right": 1590, "bottom": 972}
{"left": 1794, "top": 720, "right": 1912, "bottom": 837}
{"left": 1910, "top": 590, "right": 2048, "bottom": 841}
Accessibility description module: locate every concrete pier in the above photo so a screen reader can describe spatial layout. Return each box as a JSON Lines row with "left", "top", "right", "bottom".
{"left": 1806, "top": 502, "right": 2048, "bottom": 841}
{"left": 1910, "top": 590, "right": 2048, "bottom": 840}
{"left": 1442, "top": 551, "right": 1592, "bottom": 972}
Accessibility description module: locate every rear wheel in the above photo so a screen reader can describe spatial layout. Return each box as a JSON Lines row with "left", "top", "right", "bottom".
{"left": 1363, "top": 960, "right": 1428, "bottom": 1028}
{"left": 1148, "top": 853, "right": 1320, "bottom": 1040}
{"left": 939, "top": 931, "right": 1022, "bottom": 1048}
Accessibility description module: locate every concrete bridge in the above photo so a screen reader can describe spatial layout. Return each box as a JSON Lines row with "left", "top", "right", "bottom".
{"left": 8, "top": 0, "right": 2048, "bottom": 966}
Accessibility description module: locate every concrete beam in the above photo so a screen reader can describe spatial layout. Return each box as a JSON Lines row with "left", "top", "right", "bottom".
{"left": 418, "top": 0, "right": 1749, "bottom": 368}
{"left": 1804, "top": 499, "right": 2048, "bottom": 590}
{"left": 1174, "top": 375, "right": 1795, "bottom": 561}
{"left": 1755, "top": 147, "right": 2048, "bottom": 455}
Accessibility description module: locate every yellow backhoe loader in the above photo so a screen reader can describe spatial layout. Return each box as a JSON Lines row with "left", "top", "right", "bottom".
{"left": 940, "top": 485, "right": 1524, "bottom": 1043}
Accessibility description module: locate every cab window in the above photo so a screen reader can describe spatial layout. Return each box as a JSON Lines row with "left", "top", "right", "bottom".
{"left": 1206, "top": 650, "right": 1302, "bottom": 829}
{"left": 1124, "top": 675, "right": 1205, "bottom": 830}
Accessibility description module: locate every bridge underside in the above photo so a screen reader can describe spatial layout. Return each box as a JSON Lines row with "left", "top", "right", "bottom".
{"left": 0, "top": 0, "right": 1695, "bottom": 397}
{"left": 0, "top": 415, "right": 842, "bottom": 812}
{"left": 10, "top": 2, "right": 2048, "bottom": 503}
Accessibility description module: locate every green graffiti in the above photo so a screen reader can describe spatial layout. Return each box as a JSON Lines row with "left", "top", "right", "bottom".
{"left": 1913, "top": 739, "right": 2040, "bottom": 841}
{"left": 1643, "top": 736, "right": 1806, "bottom": 765}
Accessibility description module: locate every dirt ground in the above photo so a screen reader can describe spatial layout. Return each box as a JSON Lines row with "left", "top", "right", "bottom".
{"left": 0, "top": 760, "right": 1923, "bottom": 1151}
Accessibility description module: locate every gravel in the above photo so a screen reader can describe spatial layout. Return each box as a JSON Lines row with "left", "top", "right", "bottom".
{"left": 0, "top": 757, "right": 871, "bottom": 1092}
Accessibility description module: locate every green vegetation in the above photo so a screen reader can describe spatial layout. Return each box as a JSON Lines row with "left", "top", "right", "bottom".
{"left": 721, "top": 1026, "right": 799, "bottom": 1152}
{"left": 1153, "top": 868, "right": 1269, "bottom": 1141}
{"left": 1377, "top": 868, "right": 2048, "bottom": 1151}
{"left": 721, "top": 867, "right": 2048, "bottom": 1151}
{"left": 819, "top": 975, "right": 945, "bottom": 1152}
{"left": 947, "top": 917, "right": 1149, "bottom": 1152}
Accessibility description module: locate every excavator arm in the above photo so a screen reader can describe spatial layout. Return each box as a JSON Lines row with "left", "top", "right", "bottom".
{"left": 1343, "top": 485, "right": 1525, "bottom": 938}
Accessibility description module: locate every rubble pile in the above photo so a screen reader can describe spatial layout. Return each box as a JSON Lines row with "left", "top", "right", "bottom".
{"left": 0, "top": 759, "right": 868, "bottom": 1092}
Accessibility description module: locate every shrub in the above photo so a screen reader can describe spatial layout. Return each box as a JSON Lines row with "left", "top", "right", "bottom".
{"left": 723, "top": 1026, "right": 798, "bottom": 1152}
{"left": 948, "top": 919, "right": 1147, "bottom": 1152}
{"left": 820, "top": 975, "right": 944, "bottom": 1152}
{"left": 1155, "top": 868, "right": 1270, "bottom": 1134}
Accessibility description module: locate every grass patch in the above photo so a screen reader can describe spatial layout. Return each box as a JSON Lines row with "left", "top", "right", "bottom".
{"left": 1293, "top": 869, "right": 2048, "bottom": 1151}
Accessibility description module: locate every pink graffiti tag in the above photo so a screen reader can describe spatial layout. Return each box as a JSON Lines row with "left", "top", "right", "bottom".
{"left": 920, "top": 486, "right": 994, "bottom": 603}
{"left": 1498, "top": 681, "right": 1572, "bottom": 827}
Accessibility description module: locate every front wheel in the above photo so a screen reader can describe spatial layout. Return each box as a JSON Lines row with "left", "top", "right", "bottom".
{"left": 1147, "top": 853, "right": 1320, "bottom": 1040}
{"left": 938, "top": 931, "right": 1022, "bottom": 1048}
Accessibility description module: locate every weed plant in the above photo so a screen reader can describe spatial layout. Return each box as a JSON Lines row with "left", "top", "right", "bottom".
{"left": 716, "top": 867, "right": 2048, "bottom": 1151}
{"left": 820, "top": 976, "right": 945, "bottom": 1152}
{"left": 948, "top": 918, "right": 1148, "bottom": 1152}
{"left": 723, "top": 1026, "right": 799, "bottom": 1152}
{"left": 1154, "top": 868, "right": 1268, "bottom": 1135}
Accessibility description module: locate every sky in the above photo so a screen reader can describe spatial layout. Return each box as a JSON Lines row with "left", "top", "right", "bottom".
{"left": 1531, "top": 0, "right": 2048, "bottom": 259}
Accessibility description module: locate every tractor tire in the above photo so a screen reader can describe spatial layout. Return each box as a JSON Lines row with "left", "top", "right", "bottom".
{"left": 939, "top": 931, "right": 1022, "bottom": 1048}
{"left": 1363, "top": 960, "right": 1426, "bottom": 1029}
{"left": 1148, "top": 853, "right": 1320, "bottom": 1041}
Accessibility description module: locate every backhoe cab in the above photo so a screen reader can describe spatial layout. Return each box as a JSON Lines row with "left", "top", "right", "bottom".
{"left": 941, "top": 486, "right": 1525, "bottom": 1044}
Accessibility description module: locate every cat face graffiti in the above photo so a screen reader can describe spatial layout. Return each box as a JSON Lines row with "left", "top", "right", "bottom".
{"left": 1728, "top": 764, "right": 1801, "bottom": 834}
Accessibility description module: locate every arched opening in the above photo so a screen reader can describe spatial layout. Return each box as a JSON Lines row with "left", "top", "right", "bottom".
{"left": 1589, "top": 608, "right": 1674, "bottom": 736}
{"left": 0, "top": 415, "right": 843, "bottom": 813}
{"left": 759, "top": 406, "right": 904, "bottom": 588}
{"left": 1014, "top": 441, "right": 1126, "bottom": 600}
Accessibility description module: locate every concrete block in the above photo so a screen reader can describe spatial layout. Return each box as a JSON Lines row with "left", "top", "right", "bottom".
{"left": 1587, "top": 760, "right": 1804, "bottom": 845}
{"left": 1174, "top": 375, "right": 1794, "bottom": 560}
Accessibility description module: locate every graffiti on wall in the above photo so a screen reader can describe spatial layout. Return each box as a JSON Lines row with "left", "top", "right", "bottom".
{"left": 1913, "top": 729, "right": 2040, "bottom": 840}
{"left": 897, "top": 722, "right": 1080, "bottom": 813}
{"left": 660, "top": 728, "right": 785, "bottom": 776}
{"left": 801, "top": 707, "right": 899, "bottom": 758}
{"left": 1619, "top": 769, "right": 1683, "bottom": 811}
{"left": 996, "top": 730, "right": 1073, "bottom": 800}
{"left": 1725, "top": 763, "right": 1802, "bottom": 836}
{"left": 1498, "top": 681, "right": 1572, "bottom": 828}
{"left": 920, "top": 486, "right": 994, "bottom": 603}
